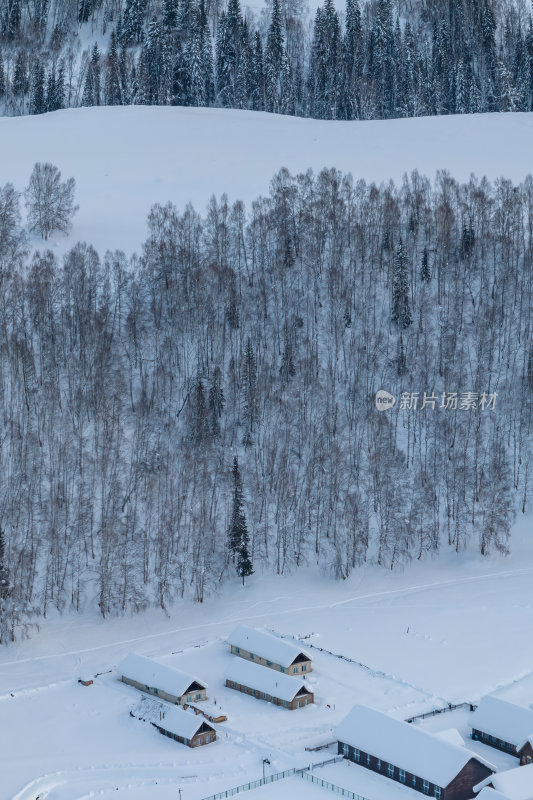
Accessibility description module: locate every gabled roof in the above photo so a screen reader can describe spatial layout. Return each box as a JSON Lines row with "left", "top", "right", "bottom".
{"left": 226, "top": 657, "right": 313, "bottom": 703}
{"left": 472, "top": 697, "right": 533, "bottom": 748}
{"left": 118, "top": 653, "right": 207, "bottom": 698}
{"left": 476, "top": 788, "right": 511, "bottom": 800}
{"left": 475, "top": 763, "right": 533, "bottom": 800}
{"left": 432, "top": 728, "right": 465, "bottom": 748}
{"left": 335, "top": 705, "right": 495, "bottom": 789}
{"left": 227, "top": 625, "right": 311, "bottom": 668}
{"left": 154, "top": 706, "right": 215, "bottom": 740}
{"left": 519, "top": 735, "right": 533, "bottom": 752}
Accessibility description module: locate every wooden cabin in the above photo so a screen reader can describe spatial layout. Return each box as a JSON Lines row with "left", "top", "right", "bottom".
{"left": 118, "top": 653, "right": 207, "bottom": 705}
{"left": 227, "top": 625, "right": 312, "bottom": 675}
{"left": 225, "top": 657, "right": 314, "bottom": 710}
{"left": 519, "top": 739, "right": 533, "bottom": 766}
{"left": 474, "top": 762, "right": 533, "bottom": 800}
{"left": 471, "top": 697, "right": 533, "bottom": 759}
{"left": 336, "top": 704, "right": 495, "bottom": 800}
{"left": 152, "top": 706, "right": 216, "bottom": 748}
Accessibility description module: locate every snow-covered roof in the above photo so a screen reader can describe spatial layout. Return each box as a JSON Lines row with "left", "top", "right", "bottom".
{"left": 118, "top": 653, "right": 206, "bottom": 697}
{"left": 476, "top": 788, "right": 511, "bottom": 800}
{"left": 475, "top": 764, "right": 533, "bottom": 800}
{"left": 225, "top": 657, "right": 312, "bottom": 703}
{"left": 432, "top": 728, "right": 465, "bottom": 748}
{"left": 154, "top": 706, "right": 214, "bottom": 740}
{"left": 472, "top": 697, "right": 533, "bottom": 747}
{"left": 335, "top": 705, "right": 495, "bottom": 789}
{"left": 519, "top": 735, "right": 533, "bottom": 751}
{"left": 227, "top": 625, "right": 311, "bottom": 668}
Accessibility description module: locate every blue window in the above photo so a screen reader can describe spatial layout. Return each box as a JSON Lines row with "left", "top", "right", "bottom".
{"left": 366, "top": 754, "right": 371, "bottom": 765}
{"left": 235, "top": 647, "right": 240, "bottom": 654}
{"left": 250, "top": 653, "right": 254, "bottom": 660}
{"left": 412, "top": 776, "right": 417, "bottom": 788}
{"left": 377, "top": 760, "right": 381, "bottom": 771}
{"left": 342, "top": 743, "right": 349, "bottom": 757}
{"left": 302, "top": 665, "right": 307, "bottom": 671}
{"left": 434, "top": 788, "right": 441, "bottom": 799}
{"left": 388, "top": 764, "right": 394, "bottom": 778}
{"left": 399, "top": 770, "right": 405, "bottom": 783}
{"left": 266, "top": 660, "right": 272, "bottom": 666}
{"left": 354, "top": 749, "right": 360, "bottom": 762}
{"left": 293, "top": 667, "right": 298, "bottom": 674}
{"left": 423, "top": 781, "right": 430, "bottom": 794}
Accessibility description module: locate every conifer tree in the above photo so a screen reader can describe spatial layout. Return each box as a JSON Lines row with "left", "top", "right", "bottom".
{"left": 391, "top": 238, "right": 412, "bottom": 329}
{"left": 228, "top": 456, "right": 246, "bottom": 558}
{"left": 30, "top": 61, "right": 45, "bottom": 114}
{"left": 265, "top": 0, "right": 284, "bottom": 112}
{"left": 209, "top": 366, "right": 225, "bottom": 437}
{"left": 420, "top": 246, "right": 431, "bottom": 282}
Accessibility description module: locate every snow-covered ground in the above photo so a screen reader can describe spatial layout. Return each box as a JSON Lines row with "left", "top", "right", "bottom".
{"left": 2, "top": 517, "right": 532, "bottom": 799}
{"left": 2, "top": 107, "right": 533, "bottom": 257}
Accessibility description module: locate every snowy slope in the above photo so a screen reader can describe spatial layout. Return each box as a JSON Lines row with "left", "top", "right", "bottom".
{"left": 1, "top": 516, "right": 532, "bottom": 799}
{"left": 2, "top": 106, "right": 533, "bottom": 256}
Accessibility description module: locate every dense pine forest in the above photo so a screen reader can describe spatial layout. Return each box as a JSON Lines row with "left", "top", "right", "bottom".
{"left": 1, "top": 0, "right": 533, "bottom": 119}
{"left": 0, "top": 165, "right": 531, "bottom": 639}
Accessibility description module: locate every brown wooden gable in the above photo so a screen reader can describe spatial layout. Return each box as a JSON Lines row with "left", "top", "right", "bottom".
{"left": 291, "top": 652, "right": 310, "bottom": 664}
{"left": 196, "top": 721, "right": 215, "bottom": 735}
{"left": 519, "top": 740, "right": 533, "bottom": 764}
{"left": 295, "top": 685, "right": 311, "bottom": 697}
{"left": 445, "top": 758, "right": 494, "bottom": 800}
{"left": 185, "top": 680, "right": 205, "bottom": 693}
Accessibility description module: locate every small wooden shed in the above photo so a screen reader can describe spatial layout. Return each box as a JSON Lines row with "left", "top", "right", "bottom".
{"left": 152, "top": 706, "right": 216, "bottom": 748}
{"left": 519, "top": 738, "right": 533, "bottom": 766}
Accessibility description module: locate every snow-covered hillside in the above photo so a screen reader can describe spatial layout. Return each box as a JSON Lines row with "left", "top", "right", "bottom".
{"left": 2, "top": 106, "right": 533, "bottom": 255}
{"left": 1, "top": 517, "right": 532, "bottom": 799}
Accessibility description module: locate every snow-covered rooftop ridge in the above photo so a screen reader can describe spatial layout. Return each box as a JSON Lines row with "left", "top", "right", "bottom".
{"left": 225, "top": 657, "right": 312, "bottom": 702}
{"left": 118, "top": 653, "right": 207, "bottom": 698}
{"left": 432, "top": 728, "right": 465, "bottom": 748}
{"left": 152, "top": 705, "right": 214, "bottom": 739}
{"left": 474, "top": 763, "right": 533, "bottom": 800}
{"left": 335, "top": 705, "right": 495, "bottom": 789}
{"left": 476, "top": 788, "right": 512, "bottom": 800}
{"left": 472, "top": 696, "right": 533, "bottom": 747}
{"left": 227, "top": 625, "right": 311, "bottom": 668}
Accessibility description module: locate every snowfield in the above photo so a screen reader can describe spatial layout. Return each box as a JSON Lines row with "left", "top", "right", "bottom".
{"left": 1, "top": 518, "right": 532, "bottom": 800}
{"left": 2, "top": 106, "right": 533, "bottom": 256}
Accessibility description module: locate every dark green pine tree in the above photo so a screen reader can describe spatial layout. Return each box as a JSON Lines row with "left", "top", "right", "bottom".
{"left": 265, "top": 0, "right": 284, "bottom": 112}
{"left": 190, "top": 377, "right": 210, "bottom": 444}
{"left": 209, "top": 366, "right": 225, "bottom": 437}
{"left": 13, "top": 50, "right": 27, "bottom": 98}
{"left": 280, "top": 335, "right": 296, "bottom": 382}
{"left": 391, "top": 238, "right": 412, "bottom": 329}
{"left": 162, "top": 0, "right": 179, "bottom": 30}
{"left": 106, "top": 30, "right": 123, "bottom": 105}
{"left": 242, "top": 337, "right": 257, "bottom": 446}
{"left": 249, "top": 31, "right": 264, "bottom": 110}
{"left": 341, "top": 0, "right": 362, "bottom": 118}
{"left": 420, "top": 246, "right": 431, "bottom": 282}
{"left": 0, "top": 527, "right": 8, "bottom": 599}
{"left": 30, "top": 61, "right": 46, "bottom": 114}
{"left": 0, "top": 53, "right": 5, "bottom": 101}
{"left": 237, "top": 523, "right": 253, "bottom": 585}
{"left": 82, "top": 43, "right": 101, "bottom": 106}
{"left": 228, "top": 456, "right": 246, "bottom": 558}
{"left": 121, "top": 0, "right": 146, "bottom": 45}
{"left": 3, "top": 0, "right": 21, "bottom": 39}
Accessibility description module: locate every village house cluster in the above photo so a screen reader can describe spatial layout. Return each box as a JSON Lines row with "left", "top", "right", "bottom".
{"left": 117, "top": 625, "right": 315, "bottom": 747}
{"left": 116, "top": 633, "right": 533, "bottom": 800}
